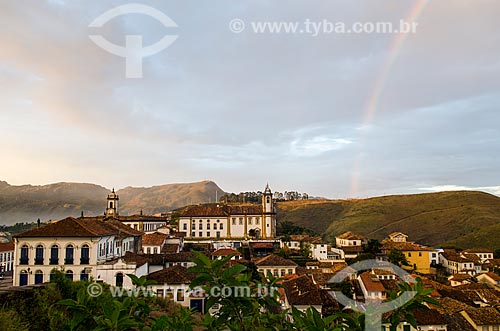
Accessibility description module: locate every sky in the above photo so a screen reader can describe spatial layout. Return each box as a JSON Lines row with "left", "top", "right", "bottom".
{"left": 0, "top": 0, "right": 499, "bottom": 198}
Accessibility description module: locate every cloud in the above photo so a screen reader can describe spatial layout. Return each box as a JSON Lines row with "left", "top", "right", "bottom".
{"left": 418, "top": 185, "right": 500, "bottom": 196}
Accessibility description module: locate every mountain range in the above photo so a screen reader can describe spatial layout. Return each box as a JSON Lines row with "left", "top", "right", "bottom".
{"left": 1, "top": 180, "right": 498, "bottom": 250}
{"left": 0, "top": 180, "right": 224, "bottom": 225}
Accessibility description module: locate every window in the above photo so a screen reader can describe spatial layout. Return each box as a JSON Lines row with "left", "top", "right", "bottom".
{"left": 116, "top": 273, "right": 124, "bottom": 287}
{"left": 34, "top": 270, "right": 43, "bottom": 284}
{"left": 81, "top": 244, "right": 90, "bottom": 264}
{"left": 166, "top": 289, "right": 174, "bottom": 300}
{"left": 177, "top": 289, "right": 184, "bottom": 301}
{"left": 213, "top": 224, "right": 217, "bottom": 230}
{"left": 207, "top": 224, "right": 210, "bottom": 230}
{"left": 157, "top": 289, "right": 164, "bottom": 298}
{"left": 65, "top": 270, "right": 74, "bottom": 281}
{"left": 216, "top": 232, "right": 220, "bottom": 239}
{"left": 239, "top": 218, "right": 243, "bottom": 225}
{"left": 220, "top": 223, "right": 223, "bottom": 230}
{"left": 146, "top": 247, "right": 151, "bottom": 254}
{"left": 183, "top": 223, "right": 187, "bottom": 230}
{"left": 206, "top": 232, "right": 210, "bottom": 237}
{"left": 256, "top": 218, "right": 260, "bottom": 225}
{"left": 65, "top": 245, "right": 74, "bottom": 264}
{"left": 232, "top": 218, "right": 236, "bottom": 225}
{"left": 288, "top": 269, "right": 293, "bottom": 275}
{"left": 80, "top": 270, "right": 89, "bottom": 281}
{"left": 153, "top": 247, "right": 158, "bottom": 254}
{"left": 408, "top": 252, "right": 412, "bottom": 257}
{"left": 492, "top": 326, "right": 498, "bottom": 331}
{"left": 248, "top": 218, "right": 252, "bottom": 225}
{"left": 191, "top": 232, "right": 195, "bottom": 237}
{"left": 403, "top": 325, "right": 411, "bottom": 331}
{"left": 419, "top": 252, "right": 422, "bottom": 257}
{"left": 199, "top": 232, "right": 202, "bottom": 237}
{"left": 35, "top": 245, "right": 44, "bottom": 265}
{"left": 481, "top": 327, "right": 488, "bottom": 331}
{"left": 199, "top": 224, "right": 203, "bottom": 230}
{"left": 280, "top": 269, "right": 286, "bottom": 276}
{"left": 20, "top": 245, "right": 29, "bottom": 265}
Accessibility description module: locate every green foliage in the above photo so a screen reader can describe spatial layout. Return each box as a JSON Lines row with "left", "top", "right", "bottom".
{"left": 0, "top": 309, "right": 29, "bottom": 331}
{"left": 387, "top": 250, "right": 410, "bottom": 267}
{"left": 383, "top": 278, "right": 440, "bottom": 331}
{"left": 277, "top": 221, "right": 318, "bottom": 236}
{"left": 363, "top": 239, "right": 382, "bottom": 255}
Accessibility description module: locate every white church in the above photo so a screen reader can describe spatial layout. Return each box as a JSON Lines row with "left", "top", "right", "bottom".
{"left": 178, "top": 185, "right": 277, "bottom": 239}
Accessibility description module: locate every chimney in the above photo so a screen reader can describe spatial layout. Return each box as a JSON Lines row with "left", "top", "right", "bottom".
{"left": 37, "top": 218, "right": 41, "bottom": 228}
{"left": 81, "top": 211, "right": 84, "bottom": 218}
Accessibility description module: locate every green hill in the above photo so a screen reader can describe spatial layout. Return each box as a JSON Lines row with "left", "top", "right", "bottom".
{"left": 276, "top": 191, "right": 500, "bottom": 250}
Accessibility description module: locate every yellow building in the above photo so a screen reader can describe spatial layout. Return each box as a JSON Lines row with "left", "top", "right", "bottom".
{"left": 381, "top": 234, "right": 438, "bottom": 274}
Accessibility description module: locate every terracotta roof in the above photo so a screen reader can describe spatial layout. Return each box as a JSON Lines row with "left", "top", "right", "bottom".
{"left": 341, "top": 246, "right": 364, "bottom": 253}
{"left": 282, "top": 275, "right": 338, "bottom": 307}
{"left": 212, "top": 248, "right": 241, "bottom": 257}
{"left": 464, "top": 248, "right": 494, "bottom": 254}
{"left": 481, "top": 272, "right": 500, "bottom": 282}
{"left": 179, "top": 203, "right": 263, "bottom": 217}
{"left": 162, "top": 252, "right": 197, "bottom": 263}
{"left": 336, "top": 231, "right": 365, "bottom": 240}
{"left": 440, "top": 251, "right": 474, "bottom": 263}
{"left": 0, "top": 242, "right": 14, "bottom": 252}
{"left": 147, "top": 265, "right": 195, "bottom": 284}
{"left": 438, "top": 286, "right": 500, "bottom": 307}
{"left": 100, "top": 251, "right": 149, "bottom": 267}
{"left": 450, "top": 274, "right": 473, "bottom": 282}
{"left": 462, "top": 308, "right": 500, "bottom": 326}
{"left": 412, "top": 308, "right": 447, "bottom": 326}
{"left": 142, "top": 232, "right": 168, "bottom": 246}
{"left": 250, "top": 242, "right": 274, "bottom": 249}
{"left": 161, "top": 244, "right": 179, "bottom": 254}
{"left": 432, "top": 297, "right": 471, "bottom": 315}
{"left": 388, "top": 232, "right": 408, "bottom": 238}
{"left": 13, "top": 217, "right": 137, "bottom": 238}
{"left": 359, "top": 272, "right": 385, "bottom": 292}
{"left": 256, "top": 254, "right": 298, "bottom": 267}
{"left": 446, "top": 313, "right": 477, "bottom": 331}
{"left": 381, "top": 241, "right": 433, "bottom": 252}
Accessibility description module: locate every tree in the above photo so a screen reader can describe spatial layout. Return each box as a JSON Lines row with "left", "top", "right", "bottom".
{"left": 387, "top": 249, "right": 410, "bottom": 267}
{"left": 363, "top": 239, "right": 382, "bottom": 255}
{"left": 300, "top": 242, "right": 312, "bottom": 258}
{"left": 494, "top": 248, "right": 500, "bottom": 259}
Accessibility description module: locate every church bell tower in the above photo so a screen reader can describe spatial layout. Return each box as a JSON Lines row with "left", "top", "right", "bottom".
{"left": 105, "top": 188, "right": 119, "bottom": 217}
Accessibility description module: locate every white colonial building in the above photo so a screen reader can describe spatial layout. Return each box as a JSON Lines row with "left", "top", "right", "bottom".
{"left": 0, "top": 242, "right": 14, "bottom": 273}
{"left": 178, "top": 185, "right": 276, "bottom": 239}
{"left": 13, "top": 217, "right": 142, "bottom": 286}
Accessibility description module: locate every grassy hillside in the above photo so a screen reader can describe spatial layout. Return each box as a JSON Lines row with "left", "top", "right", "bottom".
{"left": 276, "top": 191, "right": 500, "bottom": 250}
{"left": 0, "top": 180, "right": 225, "bottom": 225}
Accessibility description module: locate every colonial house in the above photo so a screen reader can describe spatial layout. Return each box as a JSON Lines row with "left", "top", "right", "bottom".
{"left": 12, "top": 217, "right": 142, "bottom": 286}
{"left": 147, "top": 265, "right": 195, "bottom": 308}
{"left": 439, "top": 250, "right": 477, "bottom": 276}
{"left": 211, "top": 248, "right": 241, "bottom": 261}
{"left": 96, "top": 252, "right": 149, "bottom": 288}
{"left": 281, "top": 275, "right": 338, "bottom": 316}
{"left": 0, "top": 242, "right": 14, "bottom": 273}
{"left": 463, "top": 249, "right": 495, "bottom": 264}
{"left": 382, "top": 308, "right": 448, "bottom": 331}
{"left": 387, "top": 232, "right": 409, "bottom": 243}
{"left": 448, "top": 274, "right": 474, "bottom": 287}
{"left": 476, "top": 272, "right": 500, "bottom": 290}
{"left": 142, "top": 232, "right": 169, "bottom": 254}
{"left": 357, "top": 271, "right": 387, "bottom": 302}
{"left": 178, "top": 185, "right": 276, "bottom": 239}
{"left": 381, "top": 237, "right": 438, "bottom": 274}
{"left": 460, "top": 308, "right": 500, "bottom": 331}
{"left": 335, "top": 231, "right": 367, "bottom": 248}
{"left": 255, "top": 254, "right": 298, "bottom": 277}
{"left": 335, "top": 231, "right": 366, "bottom": 259}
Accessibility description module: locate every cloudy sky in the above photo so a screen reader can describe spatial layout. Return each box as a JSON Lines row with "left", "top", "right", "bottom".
{"left": 1, "top": 0, "right": 499, "bottom": 198}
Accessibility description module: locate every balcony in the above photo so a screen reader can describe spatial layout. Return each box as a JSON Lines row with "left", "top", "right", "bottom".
{"left": 80, "top": 257, "right": 90, "bottom": 265}
{"left": 50, "top": 258, "right": 59, "bottom": 265}
{"left": 19, "top": 258, "right": 29, "bottom": 265}
{"left": 64, "top": 258, "right": 74, "bottom": 265}
{"left": 34, "top": 258, "right": 44, "bottom": 265}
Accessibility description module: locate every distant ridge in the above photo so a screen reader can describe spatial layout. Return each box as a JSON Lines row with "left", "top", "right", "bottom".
{"left": 276, "top": 190, "right": 500, "bottom": 250}
{"left": 0, "top": 180, "right": 225, "bottom": 225}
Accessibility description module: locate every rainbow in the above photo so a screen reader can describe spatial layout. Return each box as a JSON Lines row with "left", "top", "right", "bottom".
{"left": 349, "top": 0, "right": 430, "bottom": 197}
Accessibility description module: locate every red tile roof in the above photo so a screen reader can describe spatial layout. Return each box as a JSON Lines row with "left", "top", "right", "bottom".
{"left": 337, "top": 231, "right": 365, "bottom": 240}
{"left": 212, "top": 248, "right": 241, "bottom": 256}
{"left": 147, "top": 265, "right": 195, "bottom": 284}
{"left": 256, "top": 254, "right": 298, "bottom": 267}
{"left": 179, "top": 203, "right": 263, "bottom": 217}
{"left": 13, "top": 217, "right": 142, "bottom": 238}
{"left": 0, "top": 242, "right": 14, "bottom": 252}
{"left": 359, "top": 272, "right": 385, "bottom": 292}
{"left": 142, "top": 232, "right": 168, "bottom": 246}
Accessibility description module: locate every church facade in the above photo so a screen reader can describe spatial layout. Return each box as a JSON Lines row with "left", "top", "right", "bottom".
{"left": 178, "top": 185, "right": 277, "bottom": 239}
